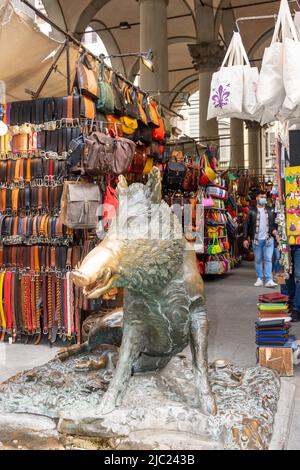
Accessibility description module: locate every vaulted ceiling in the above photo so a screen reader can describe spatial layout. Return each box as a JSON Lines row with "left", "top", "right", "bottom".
{"left": 40, "top": 0, "right": 300, "bottom": 108}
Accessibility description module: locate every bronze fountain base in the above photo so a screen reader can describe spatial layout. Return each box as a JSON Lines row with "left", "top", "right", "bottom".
{"left": 0, "top": 347, "right": 287, "bottom": 450}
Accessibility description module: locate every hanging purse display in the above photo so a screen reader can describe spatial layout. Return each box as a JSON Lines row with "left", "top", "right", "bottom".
{"left": 149, "top": 99, "right": 161, "bottom": 129}
{"left": 199, "top": 154, "right": 217, "bottom": 186}
{"left": 134, "top": 123, "right": 153, "bottom": 146}
{"left": 80, "top": 95, "right": 96, "bottom": 120}
{"left": 152, "top": 103, "right": 165, "bottom": 142}
{"left": 120, "top": 88, "right": 139, "bottom": 134}
{"left": 76, "top": 54, "right": 99, "bottom": 100}
{"left": 60, "top": 181, "right": 101, "bottom": 229}
{"left": 124, "top": 85, "right": 140, "bottom": 119}
{"left": 83, "top": 131, "right": 136, "bottom": 176}
{"left": 163, "top": 161, "right": 186, "bottom": 190}
{"left": 130, "top": 146, "right": 147, "bottom": 174}
{"left": 182, "top": 159, "right": 199, "bottom": 192}
{"left": 96, "top": 63, "right": 115, "bottom": 114}
{"left": 112, "top": 73, "right": 126, "bottom": 116}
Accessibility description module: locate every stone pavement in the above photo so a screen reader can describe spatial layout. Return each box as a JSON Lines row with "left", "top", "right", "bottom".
{"left": 0, "top": 262, "right": 299, "bottom": 449}
{"left": 205, "top": 263, "right": 300, "bottom": 450}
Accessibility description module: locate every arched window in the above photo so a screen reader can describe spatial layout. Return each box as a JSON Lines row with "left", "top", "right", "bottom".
{"left": 82, "top": 27, "right": 112, "bottom": 67}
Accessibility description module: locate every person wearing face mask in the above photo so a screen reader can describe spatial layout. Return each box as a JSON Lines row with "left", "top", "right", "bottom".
{"left": 243, "top": 190, "right": 280, "bottom": 287}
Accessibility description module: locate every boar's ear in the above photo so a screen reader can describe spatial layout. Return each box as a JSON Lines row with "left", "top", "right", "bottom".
{"left": 145, "top": 166, "right": 162, "bottom": 204}
{"left": 117, "top": 175, "right": 128, "bottom": 198}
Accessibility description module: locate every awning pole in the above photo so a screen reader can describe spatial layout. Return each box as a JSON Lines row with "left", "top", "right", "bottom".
{"left": 66, "top": 39, "right": 71, "bottom": 95}
{"left": 29, "top": 42, "right": 67, "bottom": 98}
{"left": 21, "top": 0, "right": 184, "bottom": 119}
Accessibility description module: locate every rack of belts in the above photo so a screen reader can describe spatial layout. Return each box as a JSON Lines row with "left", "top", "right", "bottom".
{"left": 0, "top": 102, "right": 110, "bottom": 345}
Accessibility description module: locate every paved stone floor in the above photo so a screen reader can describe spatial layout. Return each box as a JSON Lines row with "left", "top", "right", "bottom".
{"left": 0, "top": 262, "right": 299, "bottom": 449}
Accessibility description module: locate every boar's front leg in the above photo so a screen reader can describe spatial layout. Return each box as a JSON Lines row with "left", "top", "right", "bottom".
{"left": 189, "top": 298, "right": 217, "bottom": 416}
{"left": 96, "top": 319, "right": 143, "bottom": 415}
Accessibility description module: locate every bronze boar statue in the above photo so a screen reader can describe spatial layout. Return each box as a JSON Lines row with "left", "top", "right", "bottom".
{"left": 58, "top": 167, "right": 216, "bottom": 416}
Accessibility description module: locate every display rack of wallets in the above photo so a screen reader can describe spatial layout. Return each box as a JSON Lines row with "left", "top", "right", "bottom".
{"left": 0, "top": 96, "right": 95, "bottom": 345}
{"left": 197, "top": 179, "right": 232, "bottom": 276}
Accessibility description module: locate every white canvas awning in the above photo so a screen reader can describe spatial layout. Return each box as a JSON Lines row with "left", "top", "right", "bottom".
{"left": 0, "top": 0, "right": 78, "bottom": 101}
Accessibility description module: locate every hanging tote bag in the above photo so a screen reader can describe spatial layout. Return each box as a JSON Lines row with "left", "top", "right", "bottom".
{"left": 281, "top": 0, "right": 300, "bottom": 110}
{"left": 233, "top": 33, "right": 261, "bottom": 120}
{"left": 96, "top": 63, "right": 115, "bottom": 114}
{"left": 207, "top": 33, "right": 244, "bottom": 120}
{"left": 257, "top": 0, "right": 288, "bottom": 118}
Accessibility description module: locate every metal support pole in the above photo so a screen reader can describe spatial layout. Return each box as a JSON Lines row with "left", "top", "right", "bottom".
{"left": 66, "top": 39, "right": 71, "bottom": 96}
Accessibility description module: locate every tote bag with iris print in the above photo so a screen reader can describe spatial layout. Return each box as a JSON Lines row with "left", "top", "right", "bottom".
{"left": 207, "top": 33, "right": 244, "bottom": 120}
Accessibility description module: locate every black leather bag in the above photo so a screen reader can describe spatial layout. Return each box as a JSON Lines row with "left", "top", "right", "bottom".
{"left": 163, "top": 161, "right": 186, "bottom": 190}
{"left": 133, "top": 123, "right": 153, "bottom": 146}
{"left": 124, "top": 86, "right": 140, "bottom": 119}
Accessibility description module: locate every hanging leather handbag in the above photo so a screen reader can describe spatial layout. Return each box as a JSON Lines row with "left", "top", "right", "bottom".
{"left": 134, "top": 123, "right": 152, "bottom": 146}
{"left": 120, "top": 116, "right": 138, "bottom": 135}
{"left": 182, "top": 159, "right": 199, "bottom": 192}
{"left": 137, "top": 91, "right": 148, "bottom": 126}
{"left": 149, "top": 99, "right": 160, "bottom": 128}
{"left": 61, "top": 181, "right": 101, "bottom": 229}
{"left": 120, "top": 88, "right": 138, "bottom": 135}
{"left": 80, "top": 96, "right": 96, "bottom": 119}
{"left": 76, "top": 54, "right": 99, "bottom": 100}
{"left": 96, "top": 63, "right": 115, "bottom": 114}
{"left": 199, "top": 154, "right": 217, "bottom": 187}
{"left": 83, "top": 131, "right": 136, "bottom": 176}
{"left": 124, "top": 85, "right": 140, "bottom": 119}
{"left": 152, "top": 114, "right": 165, "bottom": 142}
{"left": 112, "top": 73, "right": 126, "bottom": 116}
{"left": 163, "top": 161, "right": 186, "bottom": 190}
{"left": 130, "top": 146, "right": 147, "bottom": 174}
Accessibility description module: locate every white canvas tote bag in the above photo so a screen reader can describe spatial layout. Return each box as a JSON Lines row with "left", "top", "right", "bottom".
{"left": 257, "top": 1, "right": 286, "bottom": 112}
{"left": 282, "top": 1, "right": 300, "bottom": 109}
{"left": 207, "top": 33, "right": 243, "bottom": 120}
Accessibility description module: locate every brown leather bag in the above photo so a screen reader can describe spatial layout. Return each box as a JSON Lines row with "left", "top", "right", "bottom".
{"left": 182, "top": 160, "right": 199, "bottom": 192}
{"left": 61, "top": 181, "right": 101, "bottom": 229}
{"left": 76, "top": 54, "right": 99, "bottom": 100}
{"left": 83, "top": 131, "right": 136, "bottom": 176}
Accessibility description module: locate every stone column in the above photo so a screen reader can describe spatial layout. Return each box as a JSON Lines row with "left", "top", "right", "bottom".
{"left": 230, "top": 118, "right": 245, "bottom": 168}
{"left": 188, "top": 42, "right": 225, "bottom": 140}
{"left": 140, "top": 0, "right": 169, "bottom": 106}
{"left": 245, "top": 121, "right": 262, "bottom": 173}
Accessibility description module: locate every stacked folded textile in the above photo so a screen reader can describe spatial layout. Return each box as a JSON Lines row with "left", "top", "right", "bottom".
{"left": 256, "top": 293, "right": 291, "bottom": 346}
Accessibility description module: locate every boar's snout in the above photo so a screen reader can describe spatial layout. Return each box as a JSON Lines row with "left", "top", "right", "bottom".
{"left": 71, "top": 271, "right": 92, "bottom": 288}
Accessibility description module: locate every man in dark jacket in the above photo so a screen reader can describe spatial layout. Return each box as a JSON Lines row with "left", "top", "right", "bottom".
{"left": 243, "top": 190, "right": 280, "bottom": 287}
